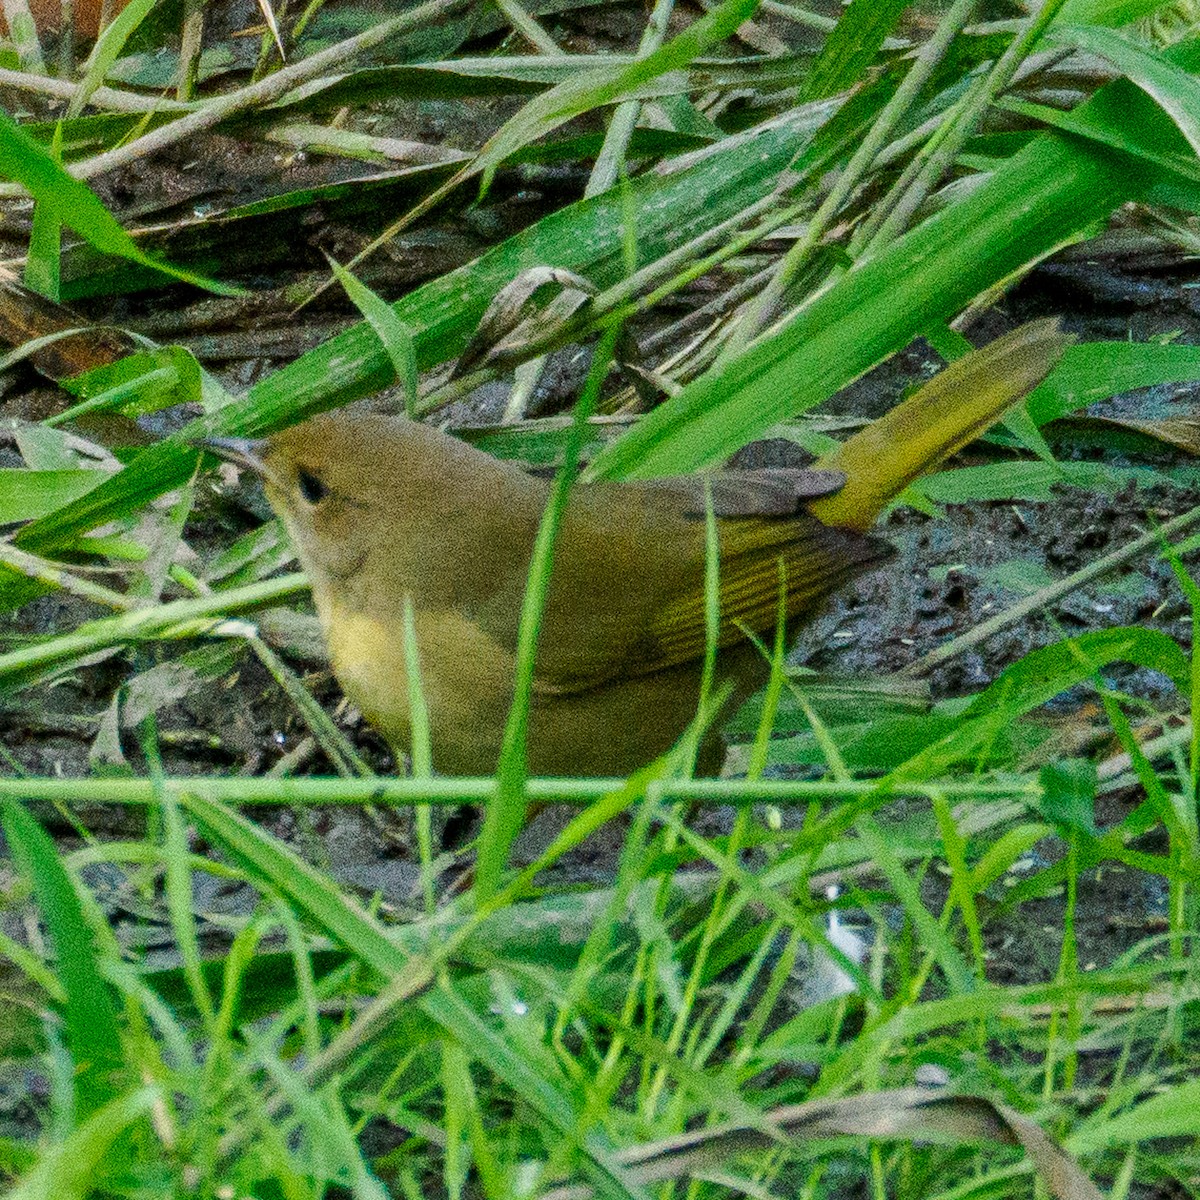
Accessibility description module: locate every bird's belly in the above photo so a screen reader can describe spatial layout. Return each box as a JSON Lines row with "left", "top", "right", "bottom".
{"left": 320, "top": 603, "right": 763, "bottom": 777}
{"left": 323, "top": 602, "right": 517, "bottom": 774}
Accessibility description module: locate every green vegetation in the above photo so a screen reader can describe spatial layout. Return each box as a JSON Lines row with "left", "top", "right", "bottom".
{"left": 0, "top": 0, "right": 1198, "bottom": 1196}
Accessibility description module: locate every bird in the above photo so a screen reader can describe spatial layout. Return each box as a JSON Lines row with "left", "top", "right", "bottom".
{"left": 200, "top": 319, "right": 1068, "bottom": 777}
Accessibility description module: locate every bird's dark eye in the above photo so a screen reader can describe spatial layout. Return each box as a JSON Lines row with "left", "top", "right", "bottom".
{"left": 297, "top": 468, "right": 328, "bottom": 504}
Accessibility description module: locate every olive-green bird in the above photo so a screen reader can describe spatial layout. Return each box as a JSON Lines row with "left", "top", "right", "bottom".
{"left": 202, "top": 319, "right": 1068, "bottom": 776}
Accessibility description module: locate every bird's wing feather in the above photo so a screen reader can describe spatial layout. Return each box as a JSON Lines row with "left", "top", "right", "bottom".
{"left": 527, "top": 480, "right": 888, "bottom": 695}
{"left": 644, "top": 516, "right": 890, "bottom": 670}
{"left": 637, "top": 468, "right": 847, "bottom": 516}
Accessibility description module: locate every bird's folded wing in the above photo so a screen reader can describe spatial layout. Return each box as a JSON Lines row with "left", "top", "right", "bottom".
{"left": 636, "top": 468, "right": 847, "bottom": 516}
{"left": 530, "top": 501, "right": 889, "bottom": 696}
{"left": 639, "top": 515, "right": 890, "bottom": 674}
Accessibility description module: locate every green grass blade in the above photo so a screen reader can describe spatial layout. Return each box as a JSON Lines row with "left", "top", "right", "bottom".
{"left": 1026, "top": 339, "right": 1200, "bottom": 423}
{"left": 328, "top": 255, "right": 419, "bottom": 416}
{"left": 891, "top": 626, "right": 1190, "bottom": 780}
{"left": 586, "top": 127, "right": 1147, "bottom": 480}
{"left": 0, "top": 108, "right": 238, "bottom": 296}
{"left": 1054, "top": 24, "right": 1200, "bottom": 157}
{"left": 5, "top": 1087, "right": 158, "bottom": 1200}
{"left": 473, "top": 0, "right": 759, "bottom": 192}
{"left": 25, "top": 126, "right": 62, "bottom": 301}
{"left": 0, "top": 573, "right": 307, "bottom": 693}
{"left": 798, "top": 0, "right": 910, "bottom": 101}
{"left": 0, "top": 800, "right": 123, "bottom": 1119}
{"left": 0, "top": 469, "right": 106, "bottom": 522}
{"left": 1070, "top": 1077, "right": 1200, "bottom": 1154}
{"left": 68, "top": 0, "right": 162, "bottom": 119}
{"left": 475, "top": 325, "right": 621, "bottom": 902}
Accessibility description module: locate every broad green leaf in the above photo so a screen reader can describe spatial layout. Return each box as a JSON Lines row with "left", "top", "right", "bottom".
{"left": 915, "top": 457, "right": 1200, "bottom": 503}
{"left": 754, "top": 714, "right": 964, "bottom": 771}
{"left": 12, "top": 424, "right": 83, "bottom": 471}
{"left": 56, "top": 346, "right": 203, "bottom": 424}
{"left": 726, "top": 674, "right": 930, "bottom": 735}
{"left": 1038, "top": 759, "right": 1099, "bottom": 836}
{"left": 1053, "top": 25, "right": 1200, "bottom": 158}
{"left": 652, "top": 94, "right": 723, "bottom": 140}
{"left": 25, "top": 201, "right": 61, "bottom": 301}
{"left": 1000, "top": 403, "right": 1059, "bottom": 466}
{"left": 966, "top": 626, "right": 1191, "bottom": 703}
{"left": 999, "top": 93, "right": 1200, "bottom": 186}
{"left": 1072, "top": 1078, "right": 1200, "bottom": 1153}
{"left": 911, "top": 460, "right": 1105, "bottom": 503}
{"left": 1056, "top": 0, "right": 1173, "bottom": 25}
{"left": 102, "top": 44, "right": 238, "bottom": 88}
{"left": 1026, "top": 339, "right": 1200, "bottom": 424}
{"left": 0, "top": 468, "right": 108, "bottom": 522}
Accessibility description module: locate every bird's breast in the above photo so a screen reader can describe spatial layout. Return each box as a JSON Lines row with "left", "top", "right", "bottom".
{"left": 321, "top": 598, "right": 518, "bottom": 773}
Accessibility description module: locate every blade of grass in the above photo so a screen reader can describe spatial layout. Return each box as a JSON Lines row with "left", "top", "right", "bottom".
{"left": 0, "top": 107, "right": 238, "bottom": 296}
{"left": 0, "top": 573, "right": 307, "bottom": 692}
{"left": 585, "top": 0, "right": 675, "bottom": 198}
{"left": 68, "top": 0, "right": 161, "bottom": 118}
{"left": 402, "top": 594, "right": 437, "bottom": 913}
{"left": 25, "top": 127, "right": 62, "bottom": 301}
{"left": 140, "top": 713, "right": 216, "bottom": 1027}
{"left": 2, "top": 0, "right": 45, "bottom": 73}
{"left": 1052, "top": 23, "right": 1200, "bottom": 157}
{"left": 890, "top": 627, "right": 1190, "bottom": 782}
{"left": 0, "top": 800, "right": 123, "bottom": 1119}
{"left": 1158, "top": 534, "right": 1200, "bottom": 809}
{"left": 5, "top": 1088, "right": 158, "bottom": 1200}
{"left": 327, "top": 255, "right": 418, "bottom": 417}
{"left": 475, "top": 324, "right": 623, "bottom": 903}
{"left": 0, "top": 774, "right": 1039, "bottom": 808}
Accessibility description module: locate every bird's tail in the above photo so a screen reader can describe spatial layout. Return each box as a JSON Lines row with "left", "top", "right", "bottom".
{"left": 807, "top": 318, "right": 1072, "bottom": 533}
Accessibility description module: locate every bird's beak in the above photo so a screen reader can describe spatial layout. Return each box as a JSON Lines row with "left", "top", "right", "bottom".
{"left": 193, "top": 436, "right": 269, "bottom": 476}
